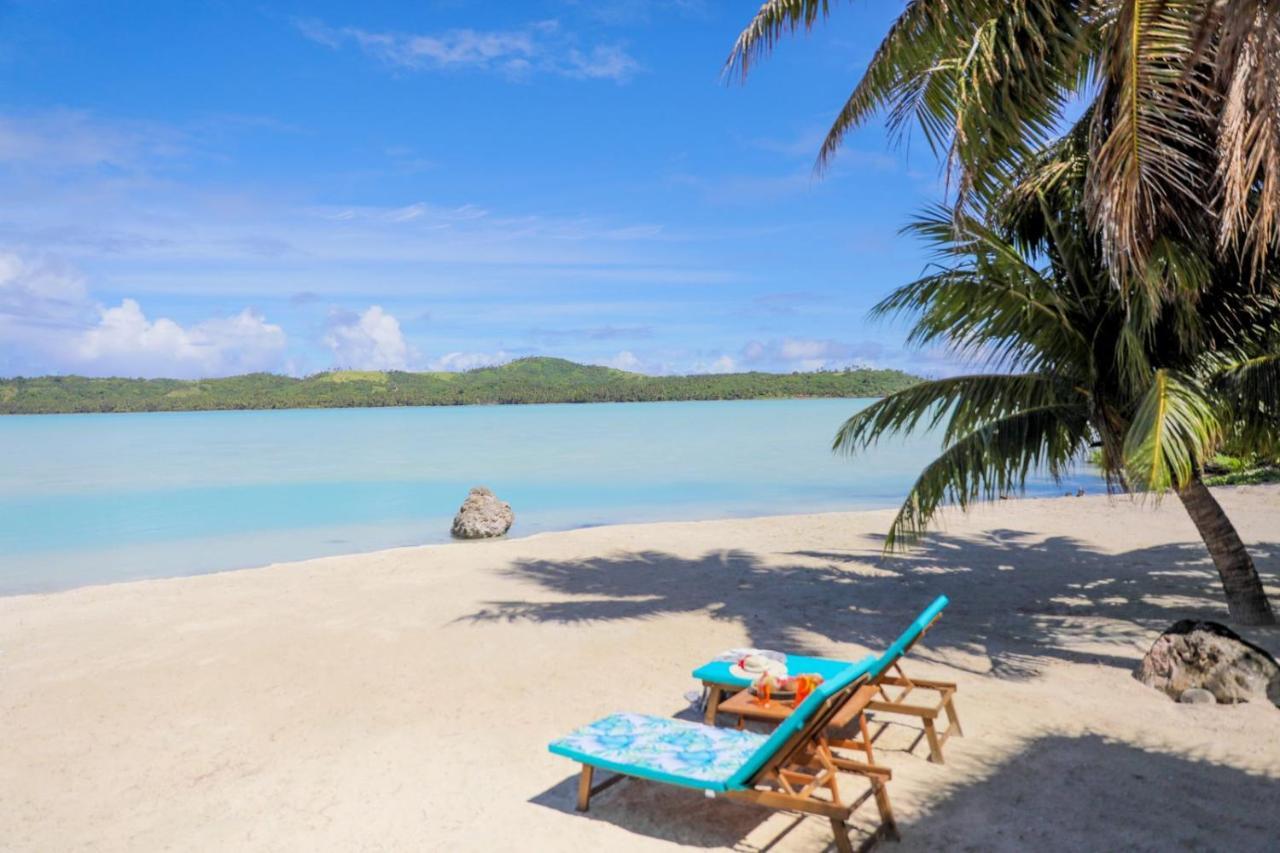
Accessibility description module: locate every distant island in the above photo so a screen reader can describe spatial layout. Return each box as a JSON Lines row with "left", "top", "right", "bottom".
{"left": 0, "top": 357, "right": 921, "bottom": 415}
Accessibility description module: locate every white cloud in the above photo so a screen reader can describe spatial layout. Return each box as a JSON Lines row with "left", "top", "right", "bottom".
{"left": 698, "top": 354, "right": 736, "bottom": 373}
{"left": 606, "top": 350, "right": 643, "bottom": 371}
{"left": 778, "top": 338, "right": 838, "bottom": 361}
{"left": 428, "top": 350, "right": 513, "bottom": 372}
{"left": 741, "top": 337, "right": 880, "bottom": 372}
{"left": 0, "top": 250, "right": 287, "bottom": 378}
{"left": 74, "top": 299, "right": 286, "bottom": 378}
{"left": 297, "top": 18, "right": 640, "bottom": 82}
{"left": 324, "top": 305, "right": 413, "bottom": 370}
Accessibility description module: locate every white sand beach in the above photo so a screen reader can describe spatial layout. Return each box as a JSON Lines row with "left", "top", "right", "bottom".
{"left": 2, "top": 487, "right": 1278, "bottom": 852}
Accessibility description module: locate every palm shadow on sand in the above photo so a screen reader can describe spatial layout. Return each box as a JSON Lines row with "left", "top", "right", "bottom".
{"left": 529, "top": 734, "right": 1277, "bottom": 852}
{"left": 465, "top": 529, "right": 1279, "bottom": 679}
{"left": 498, "top": 528, "right": 1278, "bottom": 850}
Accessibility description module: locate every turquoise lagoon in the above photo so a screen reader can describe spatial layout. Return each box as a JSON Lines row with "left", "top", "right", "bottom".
{"left": 0, "top": 399, "right": 1104, "bottom": 594}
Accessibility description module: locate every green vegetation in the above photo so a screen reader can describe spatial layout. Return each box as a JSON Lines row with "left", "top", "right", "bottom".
{"left": 1204, "top": 455, "right": 1280, "bottom": 487}
{"left": 0, "top": 358, "right": 921, "bottom": 415}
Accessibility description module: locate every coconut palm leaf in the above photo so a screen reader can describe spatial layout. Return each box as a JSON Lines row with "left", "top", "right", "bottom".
{"left": 723, "top": 0, "right": 839, "bottom": 80}
{"left": 1086, "top": 0, "right": 1212, "bottom": 281}
{"left": 728, "top": 0, "right": 1280, "bottom": 284}
{"left": 1212, "top": 352, "right": 1280, "bottom": 456}
{"left": 882, "top": 208, "right": 1092, "bottom": 372}
{"left": 1197, "top": 0, "right": 1280, "bottom": 274}
{"left": 1122, "top": 368, "right": 1221, "bottom": 492}
{"left": 726, "top": 0, "right": 1089, "bottom": 199}
{"left": 880, "top": 404, "right": 1091, "bottom": 548}
{"left": 832, "top": 373, "right": 1086, "bottom": 455}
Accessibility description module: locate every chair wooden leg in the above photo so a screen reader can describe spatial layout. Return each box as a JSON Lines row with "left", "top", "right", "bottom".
{"left": 576, "top": 764, "right": 594, "bottom": 812}
{"left": 704, "top": 685, "right": 722, "bottom": 725}
{"left": 944, "top": 695, "right": 963, "bottom": 738}
{"left": 858, "top": 713, "right": 877, "bottom": 764}
{"left": 872, "top": 778, "right": 900, "bottom": 842}
{"left": 829, "top": 817, "right": 855, "bottom": 853}
{"left": 923, "top": 718, "right": 944, "bottom": 764}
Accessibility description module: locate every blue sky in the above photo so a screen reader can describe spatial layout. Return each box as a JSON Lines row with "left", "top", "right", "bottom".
{"left": 0, "top": 0, "right": 951, "bottom": 379}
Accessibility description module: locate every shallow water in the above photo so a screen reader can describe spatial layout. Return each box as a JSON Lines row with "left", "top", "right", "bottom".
{"left": 0, "top": 399, "right": 1104, "bottom": 593}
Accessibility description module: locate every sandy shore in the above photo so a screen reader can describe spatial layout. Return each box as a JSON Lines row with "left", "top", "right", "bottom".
{"left": 2, "top": 486, "right": 1278, "bottom": 851}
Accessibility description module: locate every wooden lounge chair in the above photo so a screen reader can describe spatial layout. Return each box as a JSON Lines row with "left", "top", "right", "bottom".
{"left": 548, "top": 658, "right": 898, "bottom": 851}
{"left": 693, "top": 595, "right": 962, "bottom": 763}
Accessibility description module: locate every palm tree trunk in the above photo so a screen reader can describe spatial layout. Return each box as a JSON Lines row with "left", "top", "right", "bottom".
{"left": 1176, "top": 475, "right": 1276, "bottom": 626}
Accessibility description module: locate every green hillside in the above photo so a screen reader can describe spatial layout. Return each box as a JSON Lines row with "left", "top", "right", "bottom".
{"left": 0, "top": 357, "right": 922, "bottom": 415}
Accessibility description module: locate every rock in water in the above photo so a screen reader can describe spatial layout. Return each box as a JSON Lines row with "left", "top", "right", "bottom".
{"left": 1134, "top": 620, "right": 1280, "bottom": 706}
{"left": 451, "top": 487, "right": 514, "bottom": 540}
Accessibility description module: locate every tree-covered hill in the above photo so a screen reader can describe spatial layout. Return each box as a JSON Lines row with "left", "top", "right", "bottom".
{"left": 0, "top": 357, "right": 921, "bottom": 414}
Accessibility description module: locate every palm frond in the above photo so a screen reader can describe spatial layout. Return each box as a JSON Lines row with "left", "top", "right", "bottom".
{"left": 723, "top": 0, "right": 836, "bottom": 81}
{"left": 1122, "top": 368, "right": 1222, "bottom": 492}
{"left": 1211, "top": 352, "right": 1280, "bottom": 456}
{"left": 816, "top": 1, "right": 957, "bottom": 168}
{"left": 1087, "top": 0, "right": 1214, "bottom": 282}
{"left": 1212, "top": 2, "right": 1280, "bottom": 277}
{"left": 879, "top": 207, "right": 1093, "bottom": 372}
{"left": 880, "top": 404, "right": 1091, "bottom": 549}
{"left": 832, "top": 373, "right": 1086, "bottom": 455}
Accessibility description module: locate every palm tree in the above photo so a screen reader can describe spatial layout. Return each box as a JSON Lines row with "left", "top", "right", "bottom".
{"left": 727, "top": 1, "right": 1280, "bottom": 284}
{"left": 836, "top": 135, "right": 1279, "bottom": 624}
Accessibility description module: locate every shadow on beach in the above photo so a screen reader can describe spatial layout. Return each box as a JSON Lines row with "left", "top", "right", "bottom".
{"left": 891, "top": 733, "right": 1278, "bottom": 852}
{"left": 465, "top": 530, "right": 1280, "bottom": 679}
{"left": 487, "top": 525, "right": 1278, "bottom": 849}
{"left": 531, "top": 733, "right": 1278, "bottom": 852}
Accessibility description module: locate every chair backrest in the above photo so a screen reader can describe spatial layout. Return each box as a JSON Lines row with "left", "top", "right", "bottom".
{"left": 726, "top": 655, "right": 877, "bottom": 789}
{"left": 867, "top": 594, "right": 948, "bottom": 680}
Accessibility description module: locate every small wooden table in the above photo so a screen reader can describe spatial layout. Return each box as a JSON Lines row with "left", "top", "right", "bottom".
{"left": 719, "top": 687, "right": 867, "bottom": 729}
{"left": 718, "top": 684, "right": 884, "bottom": 771}
{"left": 718, "top": 688, "right": 803, "bottom": 726}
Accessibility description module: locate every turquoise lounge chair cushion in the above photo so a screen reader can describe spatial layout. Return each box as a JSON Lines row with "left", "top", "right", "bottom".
{"left": 690, "top": 595, "right": 951, "bottom": 686}
{"left": 551, "top": 597, "right": 952, "bottom": 795}
{"left": 691, "top": 654, "right": 852, "bottom": 689}
{"left": 548, "top": 655, "right": 879, "bottom": 793}
{"left": 548, "top": 713, "right": 769, "bottom": 792}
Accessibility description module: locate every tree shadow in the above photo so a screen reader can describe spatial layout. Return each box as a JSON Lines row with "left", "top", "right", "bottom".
{"left": 529, "top": 773, "right": 776, "bottom": 850}
{"left": 530, "top": 733, "right": 1276, "bottom": 852}
{"left": 529, "top": 769, "right": 882, "bottom": 851}
{"left": 464, "top": 530, "right": 1279, "bottom": 679}
{"left": 894, "top": 734, "right": 1278, "bottom": 852}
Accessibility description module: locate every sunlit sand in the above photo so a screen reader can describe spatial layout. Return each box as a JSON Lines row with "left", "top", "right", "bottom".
{"left": 2, "top": 487, "right": 1277, "bottom": 851}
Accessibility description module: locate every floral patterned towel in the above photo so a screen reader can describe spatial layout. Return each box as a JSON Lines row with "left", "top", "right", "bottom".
{"left": 549, "top": 713, "right": 767, "bottom": 788}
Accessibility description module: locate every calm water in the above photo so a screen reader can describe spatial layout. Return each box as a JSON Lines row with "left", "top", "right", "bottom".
{"left": 0, "top": 399, "right": 1104, "bottom": 594}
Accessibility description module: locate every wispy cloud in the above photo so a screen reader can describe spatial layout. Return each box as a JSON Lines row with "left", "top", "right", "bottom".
{"left": 748, "top": 291, "right": 823, "bottom": 316}
{"left": 561, "top": 0, "right": 710, "bottom": 26}
{"left": 531, "top": 324, "right": 653, "bottom": 343}
{"left": 741, "top": 337, "right": 883, "bottom": 372}
{"left": 0, "top": 110, "right": 185, "bottom": 172}
{"left": 296, "top": 18, "right": 640, "bottom": 83}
